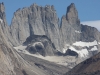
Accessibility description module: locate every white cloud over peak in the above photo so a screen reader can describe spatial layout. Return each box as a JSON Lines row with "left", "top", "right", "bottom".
{"left": 81, "top": 20, "right": 100, "bottom": 31}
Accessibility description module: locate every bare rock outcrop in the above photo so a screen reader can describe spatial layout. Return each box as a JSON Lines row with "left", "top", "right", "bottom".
{"left": 10, "top": 4, "right": 60, "bottom": 50}
{"left": 24, "top": 35, "right": 57, "bottom": 56}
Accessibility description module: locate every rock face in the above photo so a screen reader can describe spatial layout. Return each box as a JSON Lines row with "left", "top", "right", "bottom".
{"left": 10, "top": 4, "right": 60, "bottom": 50}
{"left": 9, "top": 3, "right": 100, "bottom": 58}
{"left": 0, "top": 3, "right": 25, "bottom": 75}
{"left": 60, "top": 3, "right": 81, "bottom": 49}
{"left": 59, "top": 3, "right": 100, "bottom": 58}
{"left": 0, "top": 3, "right": 15, "bottom": 46}
{"left": 0, "top": 3, "right": 69, "bottom": 75}
{"left": 24, "top": 35, "right": 57, "bottom": 56}
{"left": 66, "top": 3, "right": 80, "bottom": 25}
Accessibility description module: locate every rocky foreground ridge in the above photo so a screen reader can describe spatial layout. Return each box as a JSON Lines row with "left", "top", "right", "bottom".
{"left": 65, "top": 52, "right": 100, "bottom": 75}
{"left": 0, "top": 2, "right": 100, "bottom": 75}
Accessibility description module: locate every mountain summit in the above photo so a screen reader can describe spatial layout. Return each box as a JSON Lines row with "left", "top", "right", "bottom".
{"left": 66, "top": 3, "right": 80, "bottom": 25}
{"left": 0, "top": 2, "right": 100, "bottom": 75}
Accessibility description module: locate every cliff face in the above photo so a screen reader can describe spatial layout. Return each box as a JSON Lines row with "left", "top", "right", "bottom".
{"left": 0, "top": 3, "right": 21, "bottom": 75}
{"left": 9, "top": 3, "right": 100, "bottom": 58}
{"left": 24, "top": 35, "right": 57, "bottom": 56}
{"left": 10, "top": 4, "right": 60, "bottom": 50}
{"left": 0, "top": 3, "right": 15, "bottom": 46}
{"left": 0, "top": 3, "right": 69, "bottom": 75}
{"left": 60, "top": 3, "right": 81, "bottom": 49}
{"left": 60, "top": 3, "right": 100, "bottom": 58}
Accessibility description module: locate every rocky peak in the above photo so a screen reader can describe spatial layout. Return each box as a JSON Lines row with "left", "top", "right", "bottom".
{"left": 45, "top": 5, "right": 55, "bottom": 11}
{"left": 67, "top": 3, "right": 75, "bottom": 12}
{"left": 0, "top": 2, "right": 5, "bottom": 22}
{"left": 0, "top": 2, "right": 5, "bottom": 13}
{"left": 66, "top": 3, "right": 80, "bottom": 25}
{"left": 10, "top": 3, "right": 60, "bottom": 50}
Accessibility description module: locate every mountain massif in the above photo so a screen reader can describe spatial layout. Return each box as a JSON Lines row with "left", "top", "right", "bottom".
{"left": 0, "top": 2, "right": 100, "bottom": 75}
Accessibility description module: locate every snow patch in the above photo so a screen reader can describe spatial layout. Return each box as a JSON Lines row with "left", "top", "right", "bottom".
{"left": 62, "top": 44, "right": 70, "bottom": 53}
{"left": 69, "top": 46, "right": 89, "bottom": 57}
{"left": 63, "top": 49, "right": 67, "bottom": 53}
{"left": 62, "top": 41, "right": 98, "bottom": 57}
{"left": 14, "top": 45, "right": 76, "bottom": 66}
{"left": 32, "top": 42, "right": 44, "bottom": 48}
{"left": 75, "top": 30, "right": 82, "bottom": 33}
{"left": 98, "top": 42, "right": 100, "bottom": 44}
{"left": 90, "top": 46, "right": 98, "bottom": 51}
{"left": 14, "top": 45, "right": 26, "bottom": 50}
{"left": 73, "top": 40, "right": 98, "bottom": 47}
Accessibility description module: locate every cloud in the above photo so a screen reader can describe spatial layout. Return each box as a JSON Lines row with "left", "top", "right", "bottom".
{"left": 81, "top": 20, "right": 100, "bottom": 31}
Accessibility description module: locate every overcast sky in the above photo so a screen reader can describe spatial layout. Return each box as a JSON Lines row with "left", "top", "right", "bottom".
{"left": 0, "top": 0, "right": 100, "bottom": 30}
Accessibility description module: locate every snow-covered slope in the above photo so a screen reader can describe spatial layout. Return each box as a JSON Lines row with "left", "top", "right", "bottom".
{"left": 73, "top": 40, "right": 98, "bottom": 47}
{"left": 62, "top": 40, "right": 98, "bottom": 58}
{"left": 14, "top": 45, "right": 78, "bottom": 67}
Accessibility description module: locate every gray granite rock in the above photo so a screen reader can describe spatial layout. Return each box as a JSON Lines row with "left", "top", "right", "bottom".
{"left": 0, "top": 3, "right": 69, "bottom": 75}
{"left": 80, "top": 24, "right": 100, "bottom": 42}
{"left": 66, "top": 3, "right": 80, "bottom": 25}
{"left": 24, "top": 35, "right": 57, "bottom": 56}
{"left": 0, "top": 3, "right": 16, "bottom": 46}
{"left": 60, "top": 3, "right": 81, "bottom": 52}
{"left": 9, "top": 3, "right": 100, "bottom": 57}
{"left": 10, "top": 4, "right": 60, "bottom": 51}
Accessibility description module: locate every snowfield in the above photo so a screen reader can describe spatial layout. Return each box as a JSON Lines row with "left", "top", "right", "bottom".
{"left": 14, "top": 45, "right": 76, "bottom": 66}
{"left": 62, "top": 40, "right": 99, "bottom": 58}
{"left": 69, "top": 46, "right": 88, "bottom": 57}
{"left": 90, "top": 46, "right": 98, "bottom": 51}
{"left": 73, "top": 40, "right": 98, "bottom": 47}
{"left": 75, "top": 30, "right": 82, "bottom": 33}
{"left": 14, "top": 42, "right": 98, "bottom": 66}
